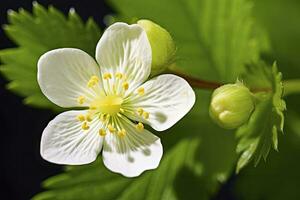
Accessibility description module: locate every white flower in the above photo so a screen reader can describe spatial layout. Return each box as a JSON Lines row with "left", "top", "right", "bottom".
{"left": 38, "top": 22, "right": 195, "bottom": 177}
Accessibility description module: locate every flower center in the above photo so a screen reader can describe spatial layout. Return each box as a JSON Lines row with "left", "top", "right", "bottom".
{"left": 76, "top": 74, "right": 150, "bottom": 137}
{"left": 90, "top": 95, "right": 123, "bottom": 115}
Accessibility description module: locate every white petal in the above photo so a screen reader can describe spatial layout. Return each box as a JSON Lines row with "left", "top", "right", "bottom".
{"left": 102, "top": 117, "right": 163, "bottom": 177}
{"left": 126, "top": 74, "right": 195, "bottom": 131}
{"left": 96, "top": 22, "right": 151, "bottom": 95}
{"left": 38, "top": 48, "right": 103, "bottom": 108}
{"left": 40, "top": 110, "right": 103, "bottom": 165}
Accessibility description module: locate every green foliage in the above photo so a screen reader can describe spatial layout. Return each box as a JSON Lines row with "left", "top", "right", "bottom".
{"left": 0, "top": 3, "right": 101, "bottom": 109}
{"left": 231, "top": 0, "right": 300, "bottom": 199}
{"left": 235, "top": 62, "right": 285, "bottom": 172}
{"left": 234, "top": 120, "right": 300, "bottom": 200}
{"left": 252, "top": 0, "right": 300, "bottom": 79}
{"left": 0, "top": 0, "right": 293, "bottom": 199}
{"left": 108, "top": 0, "right": 264, "bottom": 82}
{"left": 33, "top": 139, "right": 198, "bottom": 200}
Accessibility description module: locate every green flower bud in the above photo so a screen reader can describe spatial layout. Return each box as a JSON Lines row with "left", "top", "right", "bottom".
{"left": 209, "top": 83, "right": 255, "bottom": 129}
{"left": 137, "top": 19, "right": 176, "bottom": 76}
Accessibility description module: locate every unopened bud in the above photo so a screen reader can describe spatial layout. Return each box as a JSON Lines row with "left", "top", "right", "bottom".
{"left": 137, "top": 19, "right": 176, "bottom": 76}
{"left": 209, "top": 83, "right": 254, "bottom": 129}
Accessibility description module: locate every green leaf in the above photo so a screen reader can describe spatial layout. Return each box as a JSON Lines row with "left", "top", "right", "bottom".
{"left": 33, "top": 139, "right": 198, "bottom": 200}
{"left": 235, "top": 62, "right": 286, "bottom": 172}
{"left": 32, "top": 90, "right": 237, "bottom": 200}
{"left": 108, "top": 0, "right": 264, "bottom": 82}
{"left": 252, "top": 0, "right": 300, "bottom": 79}
{"left": 234, "top": 115, "right": 300, "bottom": 200}
{"left": 0, "top": 3, "right": 101, "bottom": 109}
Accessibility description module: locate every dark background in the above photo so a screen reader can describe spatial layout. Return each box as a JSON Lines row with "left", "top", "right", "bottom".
{"left": 0, "top": 1, "right": 234, "bottom": 199}
{"left": 0, "top": 1, "right": 112, "bottom": 199}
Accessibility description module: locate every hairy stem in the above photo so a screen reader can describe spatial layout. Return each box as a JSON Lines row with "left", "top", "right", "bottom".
{"left": 172, "top": 70, "right": 300, "bottom": 97}
{"left": 171, "top": 70, "right": 222, "bottom": 90}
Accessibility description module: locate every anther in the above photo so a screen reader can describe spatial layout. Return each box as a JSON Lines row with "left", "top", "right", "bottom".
{"left": 143, "top": 112, "right": 150, "bottom": 119}
{"left": 118, "top": 129, "right": 126, "bottom": 137}
{"left": 99, "top": 129, "right": 106, "bottom": 136}
{"left": 99, "top": 114, "right": 107, "bottom": 122}
{"left": 136, "top": 122, "right": 144, "bottom": 132}
{"left": 115, "top": 72, "right": 123, "bottom": 79}
{"left": 77, "top": 96, "right": 85, "bottom": 105}
{"left": 108, "top": 124, "right": 116, "bottom": 133}
{"left": 76, "top": 114, "right": 85, "bottom": 122}
{"left": 87, "top": 80, "right": 97, "bottom": 87}
{"left": 122, "top": 82, "right": 129, "bottom": 90}
{"left": 85, "top": 114, "right": 93, "bottom": 122}
{"left": 119, "top": 108, "right": 125, "bottom": 113}
{"left": 91, "top": 75, "right": 99, "bottom": 81}
{"left": 87, "top": 75, "right": 99, "bottom": 87}
{"left": 81, "top": 122, "right": 90, "bottom": 130}
{"left": 137, "top": 107, "right": 144, "bottom": 116}
{"left": 103, "top": 72, "right": 112, "bottom": 80}
{"left": 137, "top": 87, "right": 145, "bottom": 95}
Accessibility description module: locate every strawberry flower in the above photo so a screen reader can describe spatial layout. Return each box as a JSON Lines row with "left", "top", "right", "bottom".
{"left": 38, "top": 22, "right": 195, "bottom": 177}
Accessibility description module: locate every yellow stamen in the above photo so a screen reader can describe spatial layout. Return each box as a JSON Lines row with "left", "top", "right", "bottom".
{"left": 136, "top": 122, "right": 144, "bottom": 132}
{"left": 112, "top": 84, "right": 117, "bottom": 94}
{"left": 99, "top": 114, "right": 107, "bottom": 122}
{"left": 118, "top": 129, "right": 126, "bottom": 137}
{"left": 122, "top": 82, "right": 129, "bottom": 90}
{"left": 85, "top": 114, "right": 93, "bottom": 122}
{"left": 87, "top": 80, "right": 97, "bottom": 87}
{"left": 143, "top": 112, "right": 150, "bottom": 119}
{"left": 99, "top": 129, "right": 106, "bottom": 136}
{"left": 115, "top": 72, "right": 123, "bottom": 79}
{"left": 77, "top": 96, "right": 85, "bottom": 105}
{"left": 137, "top": 87, "right": 145, "bottom": 95}
{"left": 119, "top": 108, "right": 125, "bottom": 113}
{"left": 76, "top": 114, "right": 85, "bottom": 122}
{"left": 137, "top": 107, "right": 144, "bottom": 116}
{"left": 81, "top": 122, "right": 90, "bottom": 130}
{"left": 108, "top": 124, "right": 116, "bottom": 133}
{"left": 103, "top": 72, "right": 112, "bottom": 80}
{"left": 87, "top": 75, "right": 99, "bottom": 87}
{"left": 91, "top": 75, "right": 99, "bottom": 81}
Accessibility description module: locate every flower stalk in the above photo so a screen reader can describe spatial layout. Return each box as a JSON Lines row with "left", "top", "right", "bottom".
{"left": 170, "top": 70, "right": 222, "bottom": 90}
{"left": 172, "top": 69, "right": 300, "bottom": 96}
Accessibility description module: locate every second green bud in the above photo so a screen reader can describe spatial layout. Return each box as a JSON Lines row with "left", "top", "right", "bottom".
{"left": 137, "top": 19, "right": 176, "bottom": 76}
{"left": 209, "top": 82, "right": 255, "bottom": 129}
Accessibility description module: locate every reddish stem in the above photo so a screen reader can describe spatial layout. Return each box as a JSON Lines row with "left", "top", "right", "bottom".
{"left": 172, "top": 70, "right": 272, "bottom": 93}
{"left": 172, "top": 71, "right": 222, "bottom": 89}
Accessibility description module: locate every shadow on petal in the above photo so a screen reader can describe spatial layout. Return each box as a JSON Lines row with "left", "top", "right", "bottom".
{"left": 154, "top": 111, "right": 167, "bottom": 123}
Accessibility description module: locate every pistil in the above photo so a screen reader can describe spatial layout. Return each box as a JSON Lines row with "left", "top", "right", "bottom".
{"left": 76, "top": 74, "right": 148, "bottom": 138}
